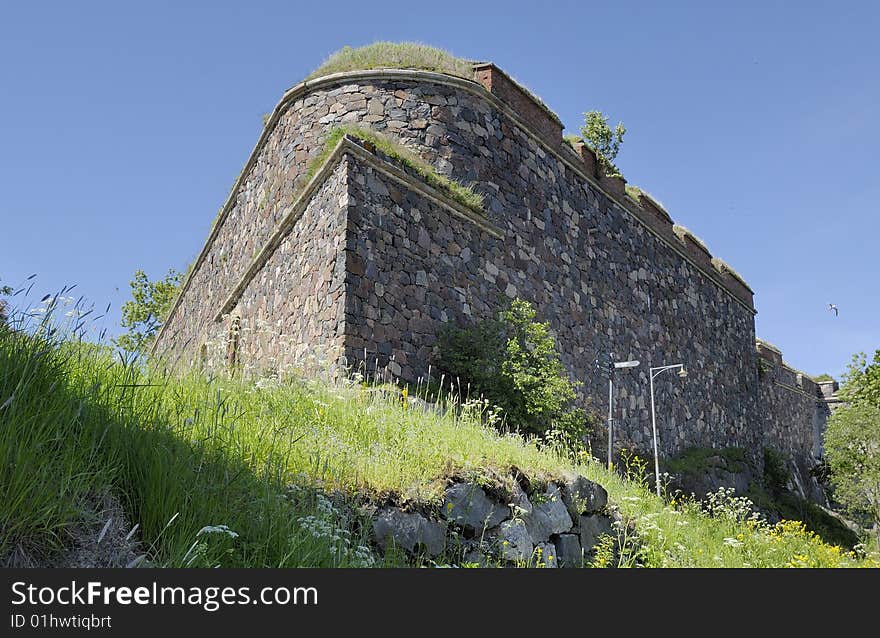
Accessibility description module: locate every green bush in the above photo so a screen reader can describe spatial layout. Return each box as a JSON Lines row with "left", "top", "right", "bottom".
{"left": 434, "top": 298, "right": 593, "bottom": 442}
{"left": 763, "top": 447, "right": 790, "bottom": 492}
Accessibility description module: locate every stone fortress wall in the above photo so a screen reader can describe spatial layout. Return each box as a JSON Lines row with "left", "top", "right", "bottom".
{"left": 154, "top": 62, "right": 835, "bottom": 492}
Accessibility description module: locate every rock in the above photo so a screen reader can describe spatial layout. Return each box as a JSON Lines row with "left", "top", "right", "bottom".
{"left": 553, "top": 533, "right": 583, "bottom": 568}
{"left": 558, "top": 472, "right": 608, "bottom": 517}
{"left": 579, "top": 514, "right": 613, "bottom": 552}
{"left": 462, "top": 547, "right": 492, "bottom": 567}
{"left": 496, "top": 519, "right": 532, "bottom": 562}
{"left": 523, "top": 484, "right": 573, "bottom": 543}
{"left": 373, "top": 507, "right": 446, "bottom": 556}
{"left": 508, "top": 480, "right": 533, "bottom": 517}
{"left": 442, "top": 482, "right": 510, "bottom": 532}
{"left": 533, "top": 542, "right": 558, "bottom": 568}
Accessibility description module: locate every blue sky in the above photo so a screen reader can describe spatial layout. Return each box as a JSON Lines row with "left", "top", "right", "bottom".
{"left": 1, "top": 0, "right": 877, "bottom": 379}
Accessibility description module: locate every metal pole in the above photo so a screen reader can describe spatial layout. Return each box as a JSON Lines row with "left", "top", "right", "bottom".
{"left": 607, "top": 377, "right": 613, "bottom": 471}
{"left": 650, "top": 370, "right": 661, "bottom": 497}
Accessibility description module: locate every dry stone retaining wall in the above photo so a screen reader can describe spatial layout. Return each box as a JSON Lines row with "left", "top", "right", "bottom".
{"left": 370, "top": 470, "right": 615, "bottom": 568}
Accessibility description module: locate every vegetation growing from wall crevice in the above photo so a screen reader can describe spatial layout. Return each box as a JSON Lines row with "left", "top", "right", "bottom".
{"left": 307, "top": 125, "right": 485, "bottom": 213}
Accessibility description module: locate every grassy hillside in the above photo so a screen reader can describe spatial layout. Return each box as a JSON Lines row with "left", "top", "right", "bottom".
{"left": 1, "top": 303, "right": 877, "bottom": 568}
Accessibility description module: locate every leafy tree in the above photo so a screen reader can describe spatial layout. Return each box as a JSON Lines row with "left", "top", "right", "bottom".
{"left": 115, "top": 268, "right": 182, "bottom": 353}
{"left": 435, "top": 298, "right": 592, "bottom": 441}
{"left": 839, "top": 350, "right": 880, "bottom": 408}
{"left": 824, "top": 349, "right": 880, "bottom": 549}
{"left": 580, "top": 110, "right": 626, "bottom": 177}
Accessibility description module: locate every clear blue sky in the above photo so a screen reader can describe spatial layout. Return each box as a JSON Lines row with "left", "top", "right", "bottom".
{"left": 1, "top": 0, "right": 877, "bottom": 379}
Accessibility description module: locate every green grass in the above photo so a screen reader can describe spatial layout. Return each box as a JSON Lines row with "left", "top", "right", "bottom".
{"left": 306, "top": 42, "right": 475, "bottom": 81}
{"left": 624, "top": 184, "right": 643, "bottom": 202}
{"left": 307, "top": 125, "right": 485, "bottom": 213}
{"left": 305, "top": 42, "right": 557, "bottom": 123}
{"left": 1, "top": 301, "right": 877, "bottom": 568}
{"left": 664, "top": 446, "right": 750, "bottom": 476}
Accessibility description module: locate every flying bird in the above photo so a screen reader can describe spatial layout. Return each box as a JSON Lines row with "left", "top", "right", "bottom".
{"left": 827, "top": 303, "right": 839, "bottom": 316}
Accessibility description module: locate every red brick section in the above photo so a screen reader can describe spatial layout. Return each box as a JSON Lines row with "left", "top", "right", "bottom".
{"left": 473, "top": 63, "right": 563, "bottom": 151}
{"left": 715, "top": 267, "right": 754, "bottom": 308}
{"left": 574, "top": 141, "right": 598, "bottom": 179}
{"left": 682, "top": 234, "right": 714, "bottom": 271}
{"left": 598, "top": 172, "right": 627, "bottom": 199}
{"left": 756, "top": 342, "right": 783, "bottom": 366}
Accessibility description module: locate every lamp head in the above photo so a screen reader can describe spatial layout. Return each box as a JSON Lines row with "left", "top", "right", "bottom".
{"left": 678, "top": 368, "right": 688, "bottom": 379}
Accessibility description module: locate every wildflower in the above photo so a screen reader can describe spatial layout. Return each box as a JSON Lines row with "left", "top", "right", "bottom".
{"left": 723, "top": 537, "right": 743, "bottom": 548}
{"left": 197, "top": 524, "right": 239, "bottom": 538}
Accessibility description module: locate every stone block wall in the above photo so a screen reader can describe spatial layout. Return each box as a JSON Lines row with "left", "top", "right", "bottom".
{"left": 154, "top": 63, "right": 822, "bottom": 478}
{"left": 756, "top": 341, "right": 831, "bottom": 499}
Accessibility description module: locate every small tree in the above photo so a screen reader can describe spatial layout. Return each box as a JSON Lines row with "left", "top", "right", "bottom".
{"left": 824, "top": 349, "right": 880, "bottom": 550}
{"left": 115, "top": 268, "right": 182, "bottom": 353}
{"left": 435, "top": 298, "right": 592, "bottom": 442}
{"left": 824, "top": 403, "right": 880, "bottom": 550}
{"left": 580, "top": 110, "right": 626, "bottom": 177}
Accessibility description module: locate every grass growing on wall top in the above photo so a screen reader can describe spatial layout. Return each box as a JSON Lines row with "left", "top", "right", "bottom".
{"left": 304, "top": 42, "right": 556, "bottom": 122}
{"left": 306, "top": 42, "right": 475, "bottom": 81}
{"left": 307, "top": 125, "right": 485, "bottom": 213}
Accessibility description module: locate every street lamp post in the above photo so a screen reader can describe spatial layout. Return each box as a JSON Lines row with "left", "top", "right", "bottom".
{"left": 648, "top": 363, "right": 688, "bottom": 496}
{"left": 596, "top": 353, "right": 640, "bottom": 471}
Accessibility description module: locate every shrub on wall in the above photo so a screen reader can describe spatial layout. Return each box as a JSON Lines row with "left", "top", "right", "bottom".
{"left": 434, "top": 298, "right": 594, "bottom": 444}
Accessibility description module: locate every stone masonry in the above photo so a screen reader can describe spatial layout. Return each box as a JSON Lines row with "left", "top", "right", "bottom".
{"left": 154, "top": 64, "right": 835, "bottom": 490}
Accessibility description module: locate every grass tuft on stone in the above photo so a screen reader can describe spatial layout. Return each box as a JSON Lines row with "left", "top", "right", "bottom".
{"left": 625, "top": 184, "right": 643, "bottom": 202}
{"left": 306, "top": 42, "right": 475, "bottom": 81}
{"left": 306, "top": 125, "right": 485, "bottom": 213}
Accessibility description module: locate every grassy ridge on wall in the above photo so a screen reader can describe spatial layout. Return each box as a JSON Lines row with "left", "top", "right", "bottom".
{"left": 307, "top": 42, "right": 476, "bottom": 81}
{"left": 307, "top": 126, "right": 485, "bottom": 213}
{"left": 1, "top": 297, "right": 877, "bottom": 568}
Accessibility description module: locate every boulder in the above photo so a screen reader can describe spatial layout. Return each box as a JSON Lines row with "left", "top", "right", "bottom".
{"left": 558, "top": 472, "right": 608, "bottom": 517}
{"left": 579, "top": 514, "right": 613, "bottom": 552}
{"left": 523, "top": 484, "right": 573, "bottom": 543}
{"left": 442, "top": 482, "right": 509, "bottom": 532}
{"left": 373, "top": 507, "right": 446, "bottom": 556}
{"left": 508, "top": 480, "right": 533, "bottom": 518}
{"left": 553, "top": 533, "right": 583, "bottom": 568}
{"left": 496, "top": 519, "right": 533, "bottom": 562}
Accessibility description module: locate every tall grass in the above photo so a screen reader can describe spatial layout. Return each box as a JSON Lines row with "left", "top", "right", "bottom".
{"left": 1, "top": 291, "right": 877, "bottom": 568}
{"left": 0, "top": 297, "right": 383, "bottom": 567}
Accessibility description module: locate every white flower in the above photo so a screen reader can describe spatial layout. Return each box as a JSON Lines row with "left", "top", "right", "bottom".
{"left": 197, "top": 524, "right": 239, "bottom": 538}
{"left": 723, "top": 537, "right": 743, "bottom": 547}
